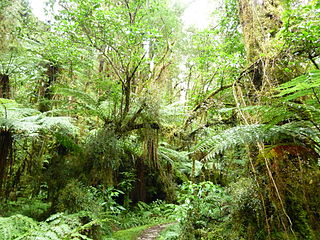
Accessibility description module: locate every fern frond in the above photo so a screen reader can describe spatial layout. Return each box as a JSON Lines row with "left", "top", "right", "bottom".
{"left": 40, "top": 117, "right": 78, "bottom": 135}
{"left": 159, "top": 102, "right": 190, "bottom": 124}
{"left": 218, "top": 104, "right": 294, "bottom": 125}
{"left": 57, "top": 87, "right": 97, "bottom": 108}
{"left": 6, "top": 213, "right": 96, "bottom": 240}
{"left": 157, "top": 143, "right": 201, "bottom": 177}
{"left": 196, "top": 121, "right": 318, "bottom": 161}
{"left": 0, "top": 214, "right": 38, "bottom": 240}
{"left": 56, "top": 87, "right": 107, "bottom": 120}
{"left": 276, "top": 70, "right": 320, "bottom": 101}
{"left": 0, "top": 99, "right": 77, "bottom": 136}
{"left": 158, "top": 143, "right": 189, "bottom": 164}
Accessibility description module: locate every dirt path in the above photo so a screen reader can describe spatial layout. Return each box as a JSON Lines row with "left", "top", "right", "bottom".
{"left": 137, "top": 222, "right": 175, "bottom": 240}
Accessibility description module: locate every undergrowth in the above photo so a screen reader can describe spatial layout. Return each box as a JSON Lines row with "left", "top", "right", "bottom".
{"left": 0, "top": 197, "right": 50, "bottom": 220}
{"left": 0, "top": 212, "right": 100, "bottom": 240}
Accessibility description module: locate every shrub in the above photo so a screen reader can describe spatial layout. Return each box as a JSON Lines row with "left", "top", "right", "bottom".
{"left": 56, "top": 180, "right": 101, "bottom": 214}
{"left": 175, "top": 181, "right": 230, "bottom": 240}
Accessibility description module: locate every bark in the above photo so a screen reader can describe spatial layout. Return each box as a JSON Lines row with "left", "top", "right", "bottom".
{"left": 239, "top": 0, "right": 282, "bottom": 90}
{"left": 132, "top": 157, "right": 146, "bottom": 202}
{"left": 0, "top": 74, "right": 10, "bottom": 99}
{"left": 39, "top": 64, "right": 59, "bottom": 112}
{"left": 0, "top": 130, "right": 13, "bottom": 197}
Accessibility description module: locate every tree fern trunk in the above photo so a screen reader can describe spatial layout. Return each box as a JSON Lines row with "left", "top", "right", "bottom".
{"left": 38, "top": 63, "right": 59, "bottom": 112}
{"left": 0, "top": 130, "right": 13, "bottom": 198}
{"left": 133, "top": 157, "right": 146, "bottom": 202}
{"left": 0, "top": 74, "right": 10, "bottom": 99}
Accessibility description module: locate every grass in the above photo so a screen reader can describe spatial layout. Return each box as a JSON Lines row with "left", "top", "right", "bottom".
{"left": 105, "top": 220, "right": 176, "bottom": 240}
{"left": 110, "top": 224, "right": 154, "bottom": 240}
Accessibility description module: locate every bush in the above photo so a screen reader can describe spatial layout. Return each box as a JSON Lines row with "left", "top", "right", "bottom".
{"left": 56, "top": 180, "right": 101, "bottom": 214}
{"left": 175, "top": 181, "right": 230, "bottom": 240}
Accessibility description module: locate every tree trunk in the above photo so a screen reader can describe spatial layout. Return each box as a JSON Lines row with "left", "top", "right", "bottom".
{"left": 0, "top": 73, "right": 12, "bottom": 199}
{"left": 239, "top": 0, "right": 282, "bottom": 90}
{"left": 132, "top": 157, "right": 146, "bottom": 202}
{"left": 0, "top": 130, "right": 13, "bottom": 198}
{"left": 237, "top": 0, "right": 319, "bottom": 237}
{"left": 0, "top": 74, "right": 10, "bottom": 98}
{"left": 38, "top": 64, "right": 59, "bottom": 112}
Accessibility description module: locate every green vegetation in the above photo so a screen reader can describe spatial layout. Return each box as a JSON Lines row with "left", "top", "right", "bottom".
{"left": 112, "top": 224, "right": 154, "bottom": 240}
{"left": 0, "top": 0, "right": 319, "bottom": 239}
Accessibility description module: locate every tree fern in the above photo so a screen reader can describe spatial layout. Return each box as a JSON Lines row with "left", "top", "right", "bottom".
{"left": 158, "top": 143, "right": 200, "bottom": 177}
{"left": 0, "top": 98, "right": 77, "bottom": 136}
{"left": 219, "top": 104, "right": 295, "bottom": 125}
{"left": 159, "top": 101, "right": 190, "bottom": 125}
{"left": 195, "top": 121, "right": 319, "bottom": 161}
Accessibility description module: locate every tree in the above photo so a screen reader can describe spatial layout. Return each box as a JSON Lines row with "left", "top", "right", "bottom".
{"left": 190, "top": 0, "right": 320, "bottom": 238}
{"left": 44, "top": 0, "right": 184, "bottom": 201}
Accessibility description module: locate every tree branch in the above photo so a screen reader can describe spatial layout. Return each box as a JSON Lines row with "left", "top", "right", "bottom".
{"left": 120, "top": 122, "right": 160, "bottom": 133}
{"left": 308, "top": 54, "right": 319, "bottom": 70}
{"left": 183, "top": 84, "right": 233, "bottom": 127}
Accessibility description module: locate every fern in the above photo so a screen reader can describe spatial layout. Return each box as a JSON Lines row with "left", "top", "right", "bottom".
{"left": 0, "top": 214, "right": 38, "bottom": 240}
{"left": 219, "top": 104, "right": 295, "bottom": 125}
{"left": 159, "top": 101, "right": 190, "bottom": 125}
{"left": 158, "top": 143, "right": 201, "bottom": 177}
{"left": 56, "top": 87, "right": 108, "bottom": 121}
{"left": 195, "top": 121, "right": 318, "bottom": 161}
{"left": 0, "top": 98, "right": 77, "bottom": 136}
{"left": 276, "top": 70, "right": 320, "bottom": 101}
{"left": 0, "top": 213, "right": 97, "bottom": 240}
{"left": 158, "top": 143, "right": 189, "bottom": 164}
{"left": 40, "top": 116, "right": 78, "bottom": 135}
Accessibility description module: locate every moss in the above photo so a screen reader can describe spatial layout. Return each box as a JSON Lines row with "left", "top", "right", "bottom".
{"left": 111, "top": 224, "right": 154, "bottom": 240}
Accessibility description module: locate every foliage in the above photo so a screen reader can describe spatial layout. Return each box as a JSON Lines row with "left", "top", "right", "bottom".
{"left": 0, "top": 197, "right": 50, "bottom": 220}
{"left": 174, "top": 181, "right": 230, "bottom": 240}
{"left": 0, "top": 0, "right": 320, "bottom": 239}
{"left": 276, "top": 69, "right": 320, "bottom": 100}
{"left": 56, "top": 180, "right": 103, "bottom": 214}
{"left": 0, "top": 214, "right": 38, "bottom": 240}
{"left": 0, "top": 212, "right": 101, "bottom": 240}
{"left": 157, "top": 223, "right": 180, "bottom": 240}
{"left": 111, "top": 224, "right": 155, "bottom": 240}
{"left": 196, "top": 121, "right": 318, "bottom": 161}
{"left": 281, "top": 1, "right": 320, "bottom": 65}
{"left": 0, "top": 98, "right": 77, "bottom": 136}
{"left": 56, "top": 180, "right": 125, "bottom": 235}
{"left": 226, "top": 178, "right": 264, "bottom": 239}
{"left": 116, "top": 200, "right": 176, "bottom": 229}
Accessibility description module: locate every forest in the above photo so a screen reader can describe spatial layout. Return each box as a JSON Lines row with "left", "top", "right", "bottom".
{"left": 0, "top": 0, "right": 319, "bottom": 239}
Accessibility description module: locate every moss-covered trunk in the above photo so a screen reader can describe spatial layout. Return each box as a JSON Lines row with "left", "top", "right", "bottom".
{"left": 38, "top": 64, "right": 59, "bottom": 112}
{"left": 237, "top": 0, "right": 320, "bottom": 238}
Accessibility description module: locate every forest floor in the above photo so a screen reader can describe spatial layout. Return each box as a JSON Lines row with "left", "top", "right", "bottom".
{"left": 137, "top": 222, "right": 175, "bottom": 240}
